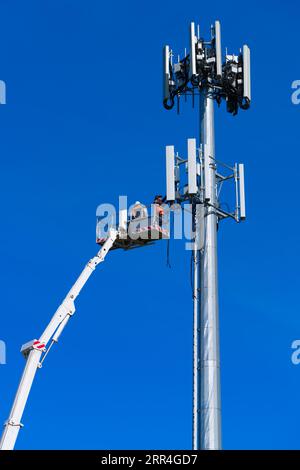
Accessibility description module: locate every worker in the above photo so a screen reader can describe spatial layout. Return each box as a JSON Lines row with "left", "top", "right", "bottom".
{"left": 153, "top": 195, "right": 166, "bottom": 226}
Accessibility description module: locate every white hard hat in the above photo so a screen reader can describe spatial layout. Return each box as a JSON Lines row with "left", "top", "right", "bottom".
{"left": 135, "top": 201, "right": 141, "bottom": 205}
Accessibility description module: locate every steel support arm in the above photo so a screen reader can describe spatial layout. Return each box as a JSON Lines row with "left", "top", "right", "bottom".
{"left": 0, "top": 230, "right": 117, "bottom": 450}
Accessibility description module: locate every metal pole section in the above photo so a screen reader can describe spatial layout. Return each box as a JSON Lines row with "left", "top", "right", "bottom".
{"left": 199, "top": 89, "right": 222, "bottom": 449}
{"left": 192, "top": 216, "right": 200, "bottom": 450}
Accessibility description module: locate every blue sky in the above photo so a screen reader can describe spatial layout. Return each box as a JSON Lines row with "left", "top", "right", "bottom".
{"left": 0, "top": 0, "right": 299, "bottom": 450}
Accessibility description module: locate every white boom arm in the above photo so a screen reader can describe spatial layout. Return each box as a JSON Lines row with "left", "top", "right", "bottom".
{"left": 0, "top": 230, "right": 117, "bottom": 450}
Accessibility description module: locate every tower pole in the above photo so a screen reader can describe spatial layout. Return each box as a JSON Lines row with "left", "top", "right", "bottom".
{"left": 198, "top": 88, "right": 221, "bottom": 449}
{"left": 163, "top": 20, "right": 251, "bottom": 450}
{"left": 192, "top": 229, "right": 200, "bottom": 450}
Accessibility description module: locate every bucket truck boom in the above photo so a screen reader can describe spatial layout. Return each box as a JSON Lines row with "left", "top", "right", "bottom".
{"left": 0, "top": 229, "right": 118, "bottom": 450}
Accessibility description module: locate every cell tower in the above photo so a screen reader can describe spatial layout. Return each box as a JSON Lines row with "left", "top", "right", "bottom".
{"left": 163, "top": 20, "right": 250, "bottom": 449}
{"left": 0, "top": 18, "right": 250, "bottom": 452}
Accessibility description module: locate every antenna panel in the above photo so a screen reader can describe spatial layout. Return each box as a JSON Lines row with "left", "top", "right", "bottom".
{"left": 188, "top": 138, "right": 197, "bottom": 194}
{"left": 243, "top": 45, "right": 251, "bottom": 101}
{"left": 166, "top": 145, "right": 175, "bottom": 201}
{"left": 238, "top": 163, "right": 246, "bottom": 220}
{"left": 163, "top": 45, "right": 170, "bottom": 102}
{"left": 215, "top": 21, "right": 222, "bottom": 78}
{"left": 190, "top": 22, "right": 197, "bottom": 78}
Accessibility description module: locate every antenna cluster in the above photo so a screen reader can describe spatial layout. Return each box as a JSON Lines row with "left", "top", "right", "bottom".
{"left": 163, "top": 21, "right": 251, "bottom": 115}
{"left": 165, "top": 139, "right": 246, "bottom": 223}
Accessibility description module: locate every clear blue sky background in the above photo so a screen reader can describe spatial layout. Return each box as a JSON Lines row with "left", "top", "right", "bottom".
{"left": 0, "top": 0, "right": 299, "bottom": 450}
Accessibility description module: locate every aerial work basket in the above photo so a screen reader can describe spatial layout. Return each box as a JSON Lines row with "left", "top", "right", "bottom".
{"left": 96, "top": 213, "right": 169, "bottom": 250}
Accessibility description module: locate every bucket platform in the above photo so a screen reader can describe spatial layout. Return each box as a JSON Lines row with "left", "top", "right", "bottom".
{"left": 96, "top": 216, "right": 169, "bottom": 251}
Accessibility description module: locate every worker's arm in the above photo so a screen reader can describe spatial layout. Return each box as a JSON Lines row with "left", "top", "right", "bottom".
{"left": 0, "top": 230, "right": 117, "bottom": 450}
